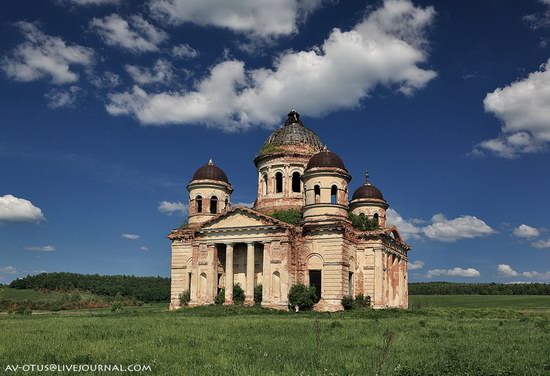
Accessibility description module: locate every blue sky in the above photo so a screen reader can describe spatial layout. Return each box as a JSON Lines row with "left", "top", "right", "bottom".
{"left": 1, "top": 0, "right": 549, "bottom": 284}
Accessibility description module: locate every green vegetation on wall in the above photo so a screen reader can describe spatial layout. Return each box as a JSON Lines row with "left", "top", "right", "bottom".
{"left": 258, "top": 145, "right": 284, "bottom": 156}
{"left": 270, "top": 209, "right": 302, "bottom": 225}
{"left": 348, "top": 212, "right": 379, "bottom": 231}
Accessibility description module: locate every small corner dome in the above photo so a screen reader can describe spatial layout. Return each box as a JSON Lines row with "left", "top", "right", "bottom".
{"left": 306, "top": 148, "right": 347, "bottom": 171}
{"left": 191, "top": 159, "right": 229, "bottom": 183}
{"left": 351, "top": 184, "right": 384, "bottom": 200}
{"left": 351, "top": 173, "right": 384, "bottom": 200}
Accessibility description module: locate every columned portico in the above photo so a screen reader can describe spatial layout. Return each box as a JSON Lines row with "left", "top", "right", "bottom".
{"left": 220, "top": 240, "right": 266, "bottom": 306}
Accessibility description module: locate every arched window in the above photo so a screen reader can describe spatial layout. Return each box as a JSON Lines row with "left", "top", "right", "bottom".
{"left": 263, "top": 174, "right": 268, "bottom": 195}
{"left": 331, "top": 185, "right": 338, "bottom": 204}
{"left": 210, "top": 196, "right": 218, "bottom": 214}
{"left": 292, "top": 172, "right": 301, "bottom": 193}
{"left": 373, "top": 213, "right": 379, "bottom": 226}
{"left": 196, "top": 195, "right": 203, "bottom": 213}
{"left": 275, "top": 172, "right": 283, "bottom": 193}
{"left": 314, "top": 185, "right": 321, "bottom": 204}
{"left": 224, "top": 198, "right": 229, "bottom": 211}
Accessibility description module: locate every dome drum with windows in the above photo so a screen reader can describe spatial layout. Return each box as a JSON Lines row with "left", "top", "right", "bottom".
{"left": 302, "top": 148, "right": 352, "bottom": 223}
{"left": 254, "top": 111, "right": 325, "bottom": 214}
{"left": 349, "top": 172, "right": 388, "bottom": 227}
{"left": 187, "top": 159, "right": 233, "bottom": 225}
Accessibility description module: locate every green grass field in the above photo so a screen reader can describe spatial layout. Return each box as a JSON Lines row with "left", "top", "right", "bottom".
{"left": 0, "top": 296, "right": 549, "bottom": 375}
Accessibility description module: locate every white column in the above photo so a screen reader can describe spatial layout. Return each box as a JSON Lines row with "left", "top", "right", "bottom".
{"left": 246, "top": 242, "right": 255, "bottom": 305}
{"left": 208, "top": 244, "right": 217, "bottom": 304}
{"left": 262, "top": 242, "right": 271, "bottom": 305}
{"left": 224, "top": 243, "right": 234, "bottom": 305}
{"left": 373, "top": 248, "right": 382, "bottom": 307}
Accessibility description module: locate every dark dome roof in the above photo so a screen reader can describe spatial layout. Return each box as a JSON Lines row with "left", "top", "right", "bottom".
{"left": 192, "top": 159, "right": 228, "bottom": 183}
{"left": 262, "top": 111, "right": 323, "bottom": 151}
{"left": 306, "top": 149, "right": 347, "bottom": 171}
{"left": 352, "top": 172, "right": 384, "bottom": 200}
{"left": 352, "top": 185, "right": 384, "bottom": 200}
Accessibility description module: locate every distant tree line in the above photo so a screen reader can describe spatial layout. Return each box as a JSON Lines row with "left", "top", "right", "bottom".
{"left": 409, "top": 282, "right": 550, "bottom": 295}
{"left": 0, "top": 293, "right": 142, "bottom": 313}
{"left": 9, "top": 272, "right": 170, "bottom": 302}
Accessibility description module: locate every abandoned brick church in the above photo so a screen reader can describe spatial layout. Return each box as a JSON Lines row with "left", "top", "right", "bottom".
{"left": 168, "top": 111, "right": 410, "bottom": 311}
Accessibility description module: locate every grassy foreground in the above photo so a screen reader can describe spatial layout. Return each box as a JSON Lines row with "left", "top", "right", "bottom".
{"left": 0, "top": 297, "right": 549, "bottom": 375}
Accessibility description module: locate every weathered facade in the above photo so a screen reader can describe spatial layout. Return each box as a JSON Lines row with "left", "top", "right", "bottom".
{"left": 169, "top": 111, "right": 410, "bottom": 311}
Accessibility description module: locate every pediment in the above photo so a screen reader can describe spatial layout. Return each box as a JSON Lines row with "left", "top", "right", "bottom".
{"left": 200, "top": 206, "right": 288, "bottom": 230}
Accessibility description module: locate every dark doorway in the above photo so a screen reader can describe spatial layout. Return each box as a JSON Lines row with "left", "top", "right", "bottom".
{"left": 309, "top": 270, "right": 322, "bottom": 302}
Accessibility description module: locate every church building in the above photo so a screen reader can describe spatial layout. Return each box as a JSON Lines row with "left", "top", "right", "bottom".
{"left": 168, "top": 111, "right": 410, "bottom": 311}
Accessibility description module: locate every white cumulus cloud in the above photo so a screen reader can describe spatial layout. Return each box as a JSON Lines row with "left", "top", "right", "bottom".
{"left": 497, "top": 264, "right": 518, "bottom": 277}
{"left": 421, "top": 214, "right": 495, "bottom": 242}
{"left": 524, "top": 0, "right": 550, "bottom": 30}
{"left": 89, "top": 71, "right": 121, "bottom": 89}
{"left": 0, "top": 194, "right": 45, "bottom": 224}
{"left": 158, "top": 200, "right": 188, "bottom": 215}
{"left": 2, "top": 22, "right": 94, "bottom": 84}
{"left": 473, "top": 59, "right": 550, "bottom": 158}
{"left": 426, "top": 267, "right": 480, "bottom": 278}
{"left": 408, "top": 260, "right": 424, "bottom": 270}
{"left": 498, "top": 264, "right": 550, "bottom": 280}
{"left": 386, "top": 208, "right": 422, "bottom": 240}
{"left": 0, "top": 266, "right": 18, "bottom": 275}
{"left": 25, "top": 245, "right": 56, "bottom": 252}
{"left": 140, "top": 246, "right": 150, "bottom": 251}
{"left": 522, "top": 270, "right": 550, "bottom": 279}
{"left": 512, "top": 224, "right": 540, "bottom": 238}
{"left": 532, "top": 239, "right": 550, "bottom": 249}
{"left": 90, "top": 14, "right": 168, "bottom": 53}
{"left": 121, "top": 233, "right": 140, "bottom": 240}
{"left": 148, "top": 0, "right": 324, "bottom": 38}
{"left": 125, "top": 59, "right": 174, "bottom": 85}
{"left": 171, "top": 43, "right": 198, "bottom": 59}
{"left": 107, "top": 0, "right": 437, "bottom": 130}
{"left": 45, "top": 86, "right": 82, "bottom": 109}
{"left": 234, "top": 202, "right": 253, "bottom": 208}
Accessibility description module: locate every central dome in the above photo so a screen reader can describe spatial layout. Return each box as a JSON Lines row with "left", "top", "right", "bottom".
{"left": 260, "top": 111, "right": 324, "bottom": 153}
